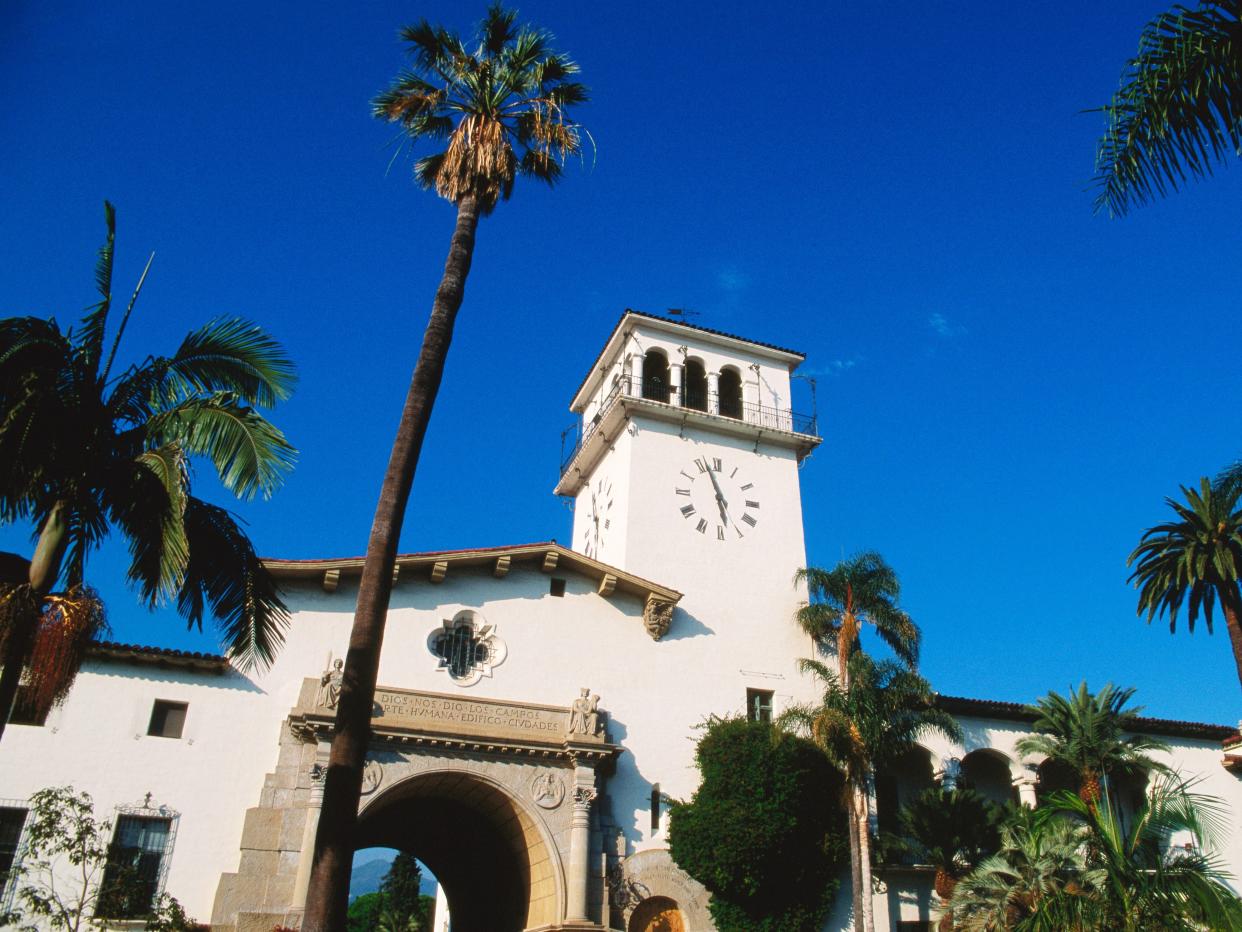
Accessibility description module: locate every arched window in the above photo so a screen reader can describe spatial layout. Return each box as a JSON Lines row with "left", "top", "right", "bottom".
{"left": 718, "top": 366, "right": 743, "bottom": 419}
{"left": 642, "top": 349, "right": 670, "bottom": 403}
{"left": 1035, "top": 758, "right": 1077, "bottom": 806}
{"left": 684, "top": 358, "right": 708, "bottom": 411}
{"left": 960, "top": 750, "right": 1019, "bottom": 807}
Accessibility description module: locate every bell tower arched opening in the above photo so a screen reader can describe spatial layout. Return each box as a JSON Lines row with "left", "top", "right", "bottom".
{"left": 642, "top": 349, "right": 670, "bottom": 403}
{"left": 717, "top": 366, "right": 743, "bottom": 419}
{"left": 683, "top": 358, "right": 708, "bottom": 411}
{"left": 356, "top": 770, "right": 562, "bottom": 932}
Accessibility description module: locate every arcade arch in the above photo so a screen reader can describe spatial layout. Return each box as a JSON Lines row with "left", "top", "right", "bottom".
{"left": 357, "top": 769, "right": 562, "bottom": 932}
{"left": 960, "top": 748, "right": 1019, "bottom": 807}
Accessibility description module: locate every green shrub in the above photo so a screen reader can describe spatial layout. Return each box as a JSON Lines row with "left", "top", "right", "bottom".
{"left": 668, "top": 716, "right": 848, "bottom": 931}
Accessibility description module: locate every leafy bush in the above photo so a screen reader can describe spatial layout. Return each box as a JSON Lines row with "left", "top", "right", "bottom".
{"left": 668, "top": 716, "right": 848, "bottom": 931}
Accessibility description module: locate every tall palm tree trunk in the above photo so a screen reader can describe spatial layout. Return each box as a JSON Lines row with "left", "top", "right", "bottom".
{"left": 0, "top": 503, "right": 68, "bottom": 743}
{"left": 301, "top": 195, "right": 481, "bottom": 932}
{"left": 852, "top": 778, "right": 876, "bottom": 932}
{"left": 846, "top": 804, "right": 864, "bottom": 932}
{"left": 837, "top": 629, "right": 865, "bottom": 932}
{"left": 1222, "top": 594, "right": 1242, "bottom": 690}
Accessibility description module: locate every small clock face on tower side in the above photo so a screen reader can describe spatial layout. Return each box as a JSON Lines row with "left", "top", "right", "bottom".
{"left": 674, "top": 455, "right": 760, "bottom": 541}
{"left": 583, "top": 476, "right": 613, "bottom": 559}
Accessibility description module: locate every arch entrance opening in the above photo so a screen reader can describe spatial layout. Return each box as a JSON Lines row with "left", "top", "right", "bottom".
{"left": 357, "top": 771, "right": 559, "bottom": 932}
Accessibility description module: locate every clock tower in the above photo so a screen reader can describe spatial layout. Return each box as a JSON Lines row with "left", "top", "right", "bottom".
{"left": 556, "top": 310, "right": 821, "bottom": 664}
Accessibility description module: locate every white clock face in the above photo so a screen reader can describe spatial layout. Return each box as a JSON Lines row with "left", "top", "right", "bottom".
{"left": 582, "top": 476, "right": 614, "bottom": 558}
{"left": 674, "top": 455, "right": 759, "bottom": 541}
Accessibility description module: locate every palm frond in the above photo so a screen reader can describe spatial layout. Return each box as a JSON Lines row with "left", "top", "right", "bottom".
{"left": 75, "top": 201, "right": 116, "bottom": 377}
{"left": 145, "top": 393, "right": 296, "bottom": 500}
{"left": 178, "top": 497, "right": 288, "bottom": 670}
{"left": 103, "top": 448, "right": 189, "bottom": 607}
{"left": 1093, "top": 1, "right": 1242, "bottom": 216}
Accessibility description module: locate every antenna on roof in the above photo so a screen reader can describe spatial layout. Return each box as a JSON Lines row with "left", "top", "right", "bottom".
{"left": 666, "top": 307, "right": 700, "bottom": 318}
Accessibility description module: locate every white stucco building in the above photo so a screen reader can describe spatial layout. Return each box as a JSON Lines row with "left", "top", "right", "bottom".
{"left": 2, "top": 311, "right": 1239, "bottom": 931}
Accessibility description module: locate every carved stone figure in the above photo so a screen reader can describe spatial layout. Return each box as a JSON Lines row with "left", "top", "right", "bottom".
{"left": 531, "top": 771, "right": 566, "bottom": 809}
{"left": 586, "top": 693, "right": 602, "bottom": 736}
{"left": 360, "top": 760, "right": 383, "bottom": 795}
{"left": 643, "top": 598, "right": 674, "bottom": 640}
{"left": 319, "top": 658, "right": 344, "bottom": 708}
{"left": 569, "top": 687, "right": 592, "bottom": 734}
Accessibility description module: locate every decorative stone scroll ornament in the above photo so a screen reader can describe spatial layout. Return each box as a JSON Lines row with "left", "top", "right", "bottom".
{"left": 643, "top": 597, "right": 674, "bottom": 640}
{"left": 568, "top": 688, "right": 605, "bottom": 737}
{"left": 426, "top": 610, "right": 508, "bottom": 686}
{"left": 360, "top": 760, "right": 384, "bottom": 795}
{"left": 530, "top": 772, "right": 566, "bottom": 809}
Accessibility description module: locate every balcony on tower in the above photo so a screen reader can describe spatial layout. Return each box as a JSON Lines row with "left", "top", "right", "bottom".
{"left": 555, "top": 310, "right": 822, "bottom": 496}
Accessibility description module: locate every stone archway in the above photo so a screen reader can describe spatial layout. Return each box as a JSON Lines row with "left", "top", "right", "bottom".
{"left": 357, "top": 769, "right": 560, "bottom": 931}
{"left": 628, "top": 895, "right": 685, "bottom": 932}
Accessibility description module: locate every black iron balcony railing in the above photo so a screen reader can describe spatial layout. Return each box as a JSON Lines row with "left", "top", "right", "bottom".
{"left": 559, "top": 376, "right": 819, "bottom": 475}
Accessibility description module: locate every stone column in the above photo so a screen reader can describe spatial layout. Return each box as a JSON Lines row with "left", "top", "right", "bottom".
{"left": 707, "top": 371, "right": 720, "bottom": 415}
{"left": 936, "top": 757, "right": 962, "bottom": 791}
{"left": 289, "top": 762, "right": 327, "bottom": 914}
{"left": 1014, "top": 762, "right": 1040, "bottom": 808}
{"left": 628, "top": 353, "right": 644, "bottom": 396}
{"left": 567, "top": 783, "right": 598, "bottom": 922}
{"left": 669, "top": 363, "right": 684, "bottom": 407}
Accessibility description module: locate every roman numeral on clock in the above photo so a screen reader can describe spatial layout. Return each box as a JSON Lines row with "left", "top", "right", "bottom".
{"left": 696, "top": 518, "right": 708, "bottom": 534}
{"left": 717, "top": 525, "right": 725, "bottom": 540}
{"left": 745, "top": 500, "right": 760, "bottom": 509}
{"left": 742, "top": 513, "right": 757, "bottom": 527}
{"left": 675, "top": 487, "right": 691, "bottom": 496}
{"left": 680, "top": 504, "right": 696, "bottom": 518}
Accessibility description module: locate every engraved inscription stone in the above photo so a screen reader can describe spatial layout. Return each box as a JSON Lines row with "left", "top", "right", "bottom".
{"left": 368, "top": 687, "right": 592, "bottom": 744}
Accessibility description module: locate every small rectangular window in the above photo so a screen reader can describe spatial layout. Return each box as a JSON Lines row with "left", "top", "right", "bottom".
{"left": 746, "top": 688, "right": 774, "bottom": 724}
{"left": 7, "top": 686, "right": 47, "bottom": 727}
{"left": 97, "top": 815, "right": 173, "bottom": 919}
{"left": 650, "top": 783, "right": 661, "bottom": 833}
{"left": 0, "top": 806, "right": 28, "bottom": 899}
{"left": 549, "top": 578, "right": 567, "bottom": 597}
{"left": 147, "top": 701, "right": 188, "bottom": 739}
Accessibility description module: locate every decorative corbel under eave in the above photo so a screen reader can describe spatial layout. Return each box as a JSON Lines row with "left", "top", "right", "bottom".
{"left": 542, "top": 551, "right": 559, "bottom": 573}
{"left": 430, "top": 560, "right": 448, "bottom": 583}
{"left": 322, "top": 569, "right": 340, "bottom": 593}
{"left": 643, "top": 594, "right": 675, "bottom": 640}
{"left": 494, "top": 555, "right": 511, "bottom": 577}
{"left": 598, "top": 574, "right": 617, "bottom": 597}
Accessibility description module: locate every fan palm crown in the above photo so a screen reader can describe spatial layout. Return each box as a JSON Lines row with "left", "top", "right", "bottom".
{"left": 0, "top": 203, "right": 295, "bottom": 731}
{"left": 1014, "top": 683, "right": 1168, "bottom": 806}
{"left": 1128, "top": 477, "right": 1242, "bottom": 689}
{"left": 795, "top": 551, "right": 920, "bottom": 680}
{"left": 1093, "top": 0, "right": 1242, "bottom": 216}
{"left": 373, "top": 2, "right": 588, "bottom": 214}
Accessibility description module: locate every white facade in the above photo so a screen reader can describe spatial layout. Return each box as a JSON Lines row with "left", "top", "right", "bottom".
{"left": 2, "top": 311, "right": 1240, "bottom": 931}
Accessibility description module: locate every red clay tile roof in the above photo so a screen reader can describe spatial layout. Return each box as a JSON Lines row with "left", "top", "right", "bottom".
{"left": 89, "top": 640, "right": 229, "bottom": 672}
{"left": 935, "top": 694, "right": 1236, "bottom": 742}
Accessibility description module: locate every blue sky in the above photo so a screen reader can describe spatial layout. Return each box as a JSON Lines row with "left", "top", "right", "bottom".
{"left": 4, "top": 1, "right": 1242, "bottom": 726}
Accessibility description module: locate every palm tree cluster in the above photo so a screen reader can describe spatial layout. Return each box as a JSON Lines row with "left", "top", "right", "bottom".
{"left": 950, "top": 776, "right": 1242, "bottom": 930}
{"left": 0, "top": 203, "right": 295, "bottom": 742}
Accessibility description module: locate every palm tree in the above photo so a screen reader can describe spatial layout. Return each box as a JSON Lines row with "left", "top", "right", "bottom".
{"left": 0, "top": 202, "right": 295, "bottom": 742}
{"left": 1128, "top": 478, "right": 1242, "bottom": 690}
{"left": 794, "top": 551, "right": 922, "bottom": 931}
{"left": 301, "top": 8, "right": 587, "bottom": 930}
{"left": 892, "top": 786, "right": 1004, "bottom": 914}
{"left": 781, "top": 653, "right": 961, "bottom": 932}
{"left": 1092, "top": 1, "right": 1242, "bottom": 217}
{"left": 949, "top": 807, "right": 1095, "bottom": 931}
{"left": 1044, "top": 774, "right": 1242, "bottom": 930}
{"left": 952, "top": 778, "right": 1242, "bottom": 930}
{"left": 1015, "top": 683, "right": 1167, "bottom": 809}
{"left": 796, "top": 552, "right": 921, "bottom": 684}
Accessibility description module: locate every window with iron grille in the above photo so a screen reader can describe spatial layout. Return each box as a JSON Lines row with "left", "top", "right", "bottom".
{"left": 96, "top": 811, "right": 177, "bottom": 919}
{"left": 747, "top": 688, "right": 774, "bottom": 724}
{"left": 0, "top": 805, "right": 27, "bottom": 906}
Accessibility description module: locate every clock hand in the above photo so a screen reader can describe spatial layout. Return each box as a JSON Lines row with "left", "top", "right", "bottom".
{"left": 706, "top": 465, "right": 728, "bottom": 507}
